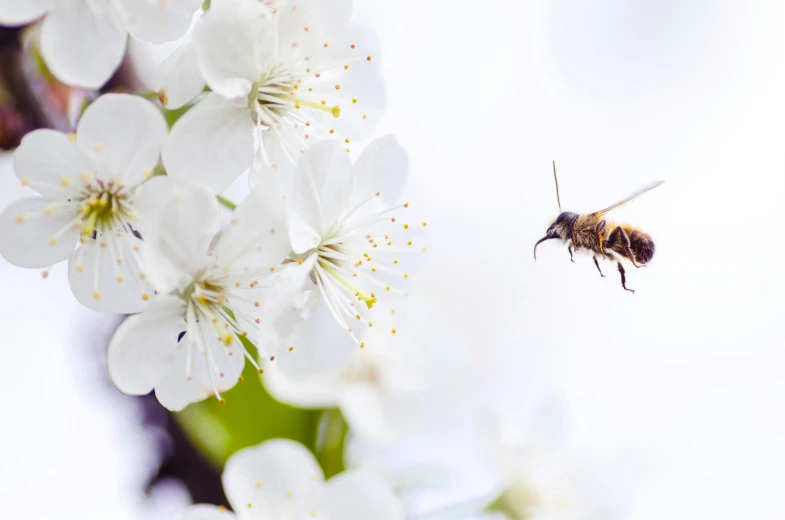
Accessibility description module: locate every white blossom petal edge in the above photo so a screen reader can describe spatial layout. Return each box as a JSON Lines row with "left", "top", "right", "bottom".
{"left": 180, "top": 439, "right": 404, "bottom": 520}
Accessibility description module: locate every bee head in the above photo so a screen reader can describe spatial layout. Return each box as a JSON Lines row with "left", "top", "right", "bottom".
{"left": 533, "top": 211, "right": 577, "bottom": 261}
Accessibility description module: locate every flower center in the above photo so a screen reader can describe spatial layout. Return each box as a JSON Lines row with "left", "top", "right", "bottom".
{"left": 248, "top": 65, "right": 341, "bottom": 127}
{"left": 75, "top": 177, "right": 132, "bottom": 237}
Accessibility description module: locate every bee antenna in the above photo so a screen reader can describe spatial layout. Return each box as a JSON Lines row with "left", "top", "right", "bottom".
{"left": 552, "top": 160, "right": 562, "bottom": 212}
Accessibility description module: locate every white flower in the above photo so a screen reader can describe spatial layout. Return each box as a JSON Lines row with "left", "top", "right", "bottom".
{"left": 107, "top": 181, "right": 291, "bottom": 411}
{"left": 0, "top": 0, "right": 202, "bottom": 88}
{"left": 180, "top": 439, "right": 404, "bottom": 520}
{"left": 152, "top": 41, "right": 206, "bottom": 110}
{"left": 260, "top": 136, "right": 425, "bottom": 379}
{"left": 478, "top": 407, "right": 617, "bottom": 520}
{"left": 162, "top": 0, "right": 385, "bottom": 192}
{"left": 0, "top": 93, "right": 173, "bottom": 313}
{"left": 263, "top": 293, "right": 468, "bottom": 441}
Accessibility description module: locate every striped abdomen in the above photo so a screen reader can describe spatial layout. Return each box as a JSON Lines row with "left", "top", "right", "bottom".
{"left": 607, "top": 225, "right": 655, "bottom": 264}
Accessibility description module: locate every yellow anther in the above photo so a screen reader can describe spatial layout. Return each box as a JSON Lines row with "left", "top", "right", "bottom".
{"left": 352, "top": 97, "right": 357, "bottom": 103}
{"left": 335, "top": 84, "right": 341, "bottom": 90}
{"left": 14, "top": 215, "right": 24, "bottom": 223}
{"left": 332, "top": 106, "right": 341, "bottom": 118}
{"left": 142, "top": 293, "right": 149, "bottom": 301}
{"left": 92, "top": 142, "right": 104, "bottom": 152}
{"left": 404, "top": 224, "right": 409, "bottom": 229}
{"left": 48, "top": 237, "right": 57, "bottom": 246}
{"left": 66, "top": 133, "right": 76, "bottom": 142}
{"left": 391, "top": 329, "right": 397, "bottom": 335}
{"left": 61, "top": 177, "right": 70, "bottom": 187}
{"left": 92, "top": 291, "right": 101, "bottom": 300}
{"left": 115, "top": 275, "right": 124, "bottom": 283}
{"left": 344, "top": 64, "right": 349, "bottom": 70}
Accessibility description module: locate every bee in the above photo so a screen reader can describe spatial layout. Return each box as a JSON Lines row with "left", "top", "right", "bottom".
{"left": 533, "top": 162, "right": 664, "bottom": 294}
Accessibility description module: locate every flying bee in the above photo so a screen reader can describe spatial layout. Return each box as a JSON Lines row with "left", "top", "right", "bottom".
{"left": 533, "top": 162, "right": 664, "bottom": 294}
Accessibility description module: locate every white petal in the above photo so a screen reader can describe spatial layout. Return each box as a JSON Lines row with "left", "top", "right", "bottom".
{"left": 131, "top": 175, "right": 194, "bottom": 239}
{"left": 154, "top": 337, "right": 245, "bottom": 411}
{"left": 214, "top": 179, "right": 290, "bottom": 267}
{"left": 142, "top": 183, "right": 220, "bottom": 294}
{"left": 40, "top": 0, "right": 126, "bottom": 88}
{"left": 192, "top": 0, "right": 271, "bottom": 99}
{"left": 122, "top": 0, "right": 201, "bottom": 44}
{"left": 76, "top": 93, "right": 168, "bottom": 184}
{"left": 180, "top": 505, "right": 237, "bottom": 520}
{"left": 276, "top": 295, "right": 359, "bottom": 379}
{"left": 222, "top": 439, "right": 324, "bottom": 515}
{"left": 106, "top": 296, "right": 186, "bottom": 396}
{"left": 330, "top": 57, "right": 385, "bottom": 140}
{"left": 152, "top": 42, "right": 205, "bottom": 109}
{"left": 162, "top": 94, "right": 254, "bottom": 193}
{"left": 288, "top": 141, "right": 353, "bottom": 253}
{"left": 0, "top": 0, "right": 49, "bottom": 26}
{"left": 352, "top": 135, "right": 409, "bottom": 204}
{"left": 68, "top": 232, "right": 149, "bottom": 313}
{"left": 0, "top": 197, "right": 79, "bottom": 268}
{"left": 262, "top": 363, "right": 342, "bottom": 409}
{"left": 13, "top": 129, "right": 85, "bottom": 198}
{"left": 337, "top": 387, "right": 394, "bottom": 442}
{"left": 321, "top": 470, "right": 404, "bottom": 520}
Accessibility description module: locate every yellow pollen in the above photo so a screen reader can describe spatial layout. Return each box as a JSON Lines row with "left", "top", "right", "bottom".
{"left": 372, "top": 268, "right": 377, "bottom": 272}
{"left": 369, "top": 322, "right": 373, "bottom": 327}
{"left": 14, "top": 215, "right": 24, "bottom": 223}
{"left": 92, "top": 142, "right": 104, "bottom": 152}
{"left": 66, "top": 133, "right": 76, "bottom": 142}
{"left": 321, "top": 100, "right": 327, "bottom": 105}
{"left": 20, "top": 177, "right": 30, "bottom": 186}
{"left": 329, "top": 128, "right": 335, "bottom": 134}
{"left": 355, "top": 314, "right": 361, "bottom": 320}
{"left": 289, "top": 346, "right": 294, "bottom": 352}
{"left": 298, "top": 259, "right": 303, "bottom": 264}
{"left": 238, "top": 375, "right": 244, "bottom": 382}
{"left": 287, "top": 491, "right": 293, "bottom": 497}
{"left": 75, "top": 264, "right": 84, "bottom": 273}
{"left": 60, "top": 177, "right": 70, "bottom": 186}
{"left": 92, "top": 291, "right": 101, "bottom": 300}
{"left": 408, "top": 241, "right": 413, "bottom": 246}
{"left": 391, "top": 329, "right": 397, "bottom": 334}
{"left": 220, "top": 398, "right": 226, "bottom": 405}
{"left": 218, "top": 506, "right": 227, "bottom": 512}
{"left": 335, "top": 84, "right": 341, "bottom": 90}
{"left": 142, "top": 293, "right": 149, "bottom": 301}
{"left": 393, "top": 260, "right": 399, "bottom": 264}
{"left": 362, "top": 114, "right": 368, "bottom": 119}
{"left": 352, "top": 98, "right": 357, "bottom": 103}
{"left": 360, "top": 342, "right": 365, "bottom": 348}
{"left": 404, "top": 273, "right": 409, "bottom": 279}
{"left": 385, "top": 286, "right": 390, "bottom": 291}
{"left": 332, "top": 106, "right": 341, "bottom": 118}
{"left": 404, "top": 224, "right": 409, "bottom": 229}
{"left": 344, "top": 64, "right": 349, "bottom": 70}
{"left": 256, "top": 482, "right": 262, "bottom": 488}
{"left": 48, "top": 237, "right": 57, "bottom": 246}
{"left": 80, "top": 171, "right": 91, "bottom": 182}
{"left": 423, "top": 221, "right": 427, "bottom": 226}
{"left": 115, "top": 275, "right": 124, "bottom": 283}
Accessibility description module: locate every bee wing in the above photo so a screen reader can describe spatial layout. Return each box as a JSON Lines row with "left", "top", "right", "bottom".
{"left": 591, "top": 180, "right": 665, "bottom": 217}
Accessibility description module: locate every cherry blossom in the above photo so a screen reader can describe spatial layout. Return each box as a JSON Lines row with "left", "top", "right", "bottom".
{"left": 0, "top": 0, "right": 202, "bottom": 88}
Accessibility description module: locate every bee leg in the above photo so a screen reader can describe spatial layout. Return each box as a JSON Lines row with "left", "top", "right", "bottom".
{"left": 567, "top": 244, "right": 575, "bottom": 263}
{"left": 615, "top": 226, "right": 644, "bottom": 268}
{"left": 593, "top": 255, "right": 606, "bottom": 277}
{"left": 570, "top": 215, "right": 580, "bottom": 251}
{"left": 617, "top": 262, "right": 635, "bottom": 294}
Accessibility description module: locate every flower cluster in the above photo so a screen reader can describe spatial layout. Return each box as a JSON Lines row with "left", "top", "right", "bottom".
{"left": 0, "top": 1, "right": 619, "bottom": 519}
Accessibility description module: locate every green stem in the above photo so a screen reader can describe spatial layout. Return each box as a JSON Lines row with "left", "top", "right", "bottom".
{"left": 216, "top": 194, "right": 237, "bottom": 211}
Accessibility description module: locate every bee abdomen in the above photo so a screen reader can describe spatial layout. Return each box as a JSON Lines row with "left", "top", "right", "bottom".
{"left": 629, "top": 230, "right": 655, "bottom": 264}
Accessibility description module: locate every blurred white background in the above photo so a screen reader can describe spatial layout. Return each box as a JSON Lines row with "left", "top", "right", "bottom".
{"left": 3, "top": 0, "right": 785, "bottom": 518}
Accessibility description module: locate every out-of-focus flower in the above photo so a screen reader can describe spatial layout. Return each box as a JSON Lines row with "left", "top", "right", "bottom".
{"left": 107, "top": 181, "right": 291, "bottom": 411}
{"left": 162, "top": 0, "right": 385, "bottom": 192}
{"left": 0, "top": 0, "right": 202, "bottom": 88}
{"left": 0, "top": 93, "right": 170, "bottom": 312}
{"left": 263, "top": 294, "right": 468, "bottom": 441}
{"left": 259, "top": 136, "right": 425, "bottom": 379}
{"left": 180, "top": 439, "right": 404, "bottom": 520}
{"left": 152, "top": 41, "right": 205, "bottom": 110}
{"left": 478, "top": 407, "right": 619, "bottom": 520}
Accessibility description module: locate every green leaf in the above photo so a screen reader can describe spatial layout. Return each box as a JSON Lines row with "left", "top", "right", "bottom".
{"left": 174, "top": 337, "right": 322, "bottom": 469}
